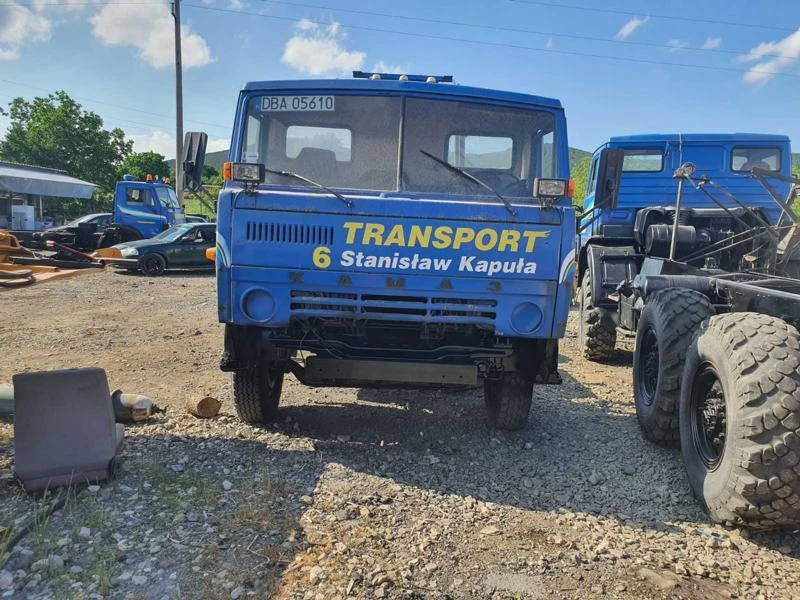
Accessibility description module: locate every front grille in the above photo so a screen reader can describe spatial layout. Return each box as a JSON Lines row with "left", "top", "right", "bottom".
{"left": 289, "top": 290, "right": 497, "bottom": 324}
{"left": 245, "top": 221, "right": 334, "bottom": 244}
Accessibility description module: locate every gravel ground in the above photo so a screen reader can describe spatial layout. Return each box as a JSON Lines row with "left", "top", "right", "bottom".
{"left": 0, "top": 269, "right": 799, "bottom": 599}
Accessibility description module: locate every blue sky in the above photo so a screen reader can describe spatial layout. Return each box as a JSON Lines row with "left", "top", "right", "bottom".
{"left": 1, "top": 0, "right": 799, "bottom": 157}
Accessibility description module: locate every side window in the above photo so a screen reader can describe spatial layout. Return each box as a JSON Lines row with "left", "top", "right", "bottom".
{"left": 587, "top": 156, "right": 599, "bottom": 197}
{"left": 731, "top": 147, "right": 781, "bottom": 172}
{"left": 447, "top": 135, "right": 513, "bottom": 169}
{"left": 622, "top": 148, "right": 663, "bottom": 172}
{"left": 287, "top": 126, "right": 352, "bottom": 162}
{"left": 540, "top": 131, "right": 555, "bottom": 178}
{"left": 243, "top": 115, "right": 261, "bottom": 162}
{"left": 125, "top": 188, "right": 152, "bottom": 206}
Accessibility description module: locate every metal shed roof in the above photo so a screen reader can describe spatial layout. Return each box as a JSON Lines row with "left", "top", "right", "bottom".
{"left": 0, "top": 162, "right": 98, "bottom": 199}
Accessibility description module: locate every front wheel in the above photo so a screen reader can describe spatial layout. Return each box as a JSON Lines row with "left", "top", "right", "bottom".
{"left": 680, "top": 313, "right": 800, "bottom": 529}
{"left": 578, "top": 270, "right": 616, "bottom": 361}
{"left": 232, "top": 365, "right": 284, "bottom": 424}
{"left": 139, "top": 253, "right": 166, "bottom": 277}
{"left": 484, "top": 372, "right": 533, "bottom": 430}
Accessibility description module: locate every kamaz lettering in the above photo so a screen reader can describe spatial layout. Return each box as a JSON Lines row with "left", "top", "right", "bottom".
{"left": 342, "top": 222, "right": 549, "bottom": 253}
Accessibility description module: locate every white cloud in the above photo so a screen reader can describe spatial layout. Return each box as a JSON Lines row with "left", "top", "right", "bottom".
{"left": 371, "top": 61, "right": 411, "bottom": 75}
{"left": 741, "top": 28, "right": 800, "bottom": 85}
{"left": 227, "top": 0, "right": 244, "bottom": 10}
{"left": 281, "top": 20, "right": 365, "bottom": 75}
{"left": 702, "top": 36, "right": 722, "bottom": 50}
{"left": 615, "top": 16, "right": 649, "bottom": 41}
{"left": 666, "top": 39, "right": 689, "bottom": 52}
{"left": 546, "top": 37, "right": 554, "bottom": 49}
{"left": 90, "top": 4, "right": 212, "bottom": 69}
{"left": 0, "top": 2, "right": 51, "bottom": 60}
{"left": 131, "top": 130, "right": 228, "bottom": 159}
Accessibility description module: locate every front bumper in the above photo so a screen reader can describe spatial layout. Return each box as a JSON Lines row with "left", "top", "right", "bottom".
{"left": 224, "top": 266, "right": 559, "bottom": 338}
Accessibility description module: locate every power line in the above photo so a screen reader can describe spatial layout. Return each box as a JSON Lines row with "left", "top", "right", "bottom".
{"left": 251, "top": 0, "right": 798, "bottom": 60}
{"left": 0, "top": 78, "right": 230, "bottom": 132}
{"left": 184, "top": 5, "right": 800, "bottom": 80}
{"left": 506, "top": 0, "right": 797, "bottom": 34}
{"left": 0, "top": 1, "right": 163, "bottom": 5}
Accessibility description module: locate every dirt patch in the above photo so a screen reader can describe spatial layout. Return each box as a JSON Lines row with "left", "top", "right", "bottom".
{"left": 0, "top": 270, "right": 798, "bottom": 599}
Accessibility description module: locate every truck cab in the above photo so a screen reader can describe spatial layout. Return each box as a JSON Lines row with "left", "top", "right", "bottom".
{"left": 111, "top": 175, "right": 186, "bottom": 240}
{"left": 577, "top": 133, "right": 793, "bottom": 360}
{"left": 203, "top": 72, "right": 607, "bottom": 430}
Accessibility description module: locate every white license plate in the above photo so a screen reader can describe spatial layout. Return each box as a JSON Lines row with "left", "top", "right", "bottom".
{"left": 261, "top": 95, "right": 335, "bottom": 112}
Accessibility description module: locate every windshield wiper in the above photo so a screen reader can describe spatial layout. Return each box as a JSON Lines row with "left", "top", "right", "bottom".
{"left": 419, "top": 150, "right": 517, "bottom": 216}
{"left": 264, "top": 167, "right": 353, "bottom": 208}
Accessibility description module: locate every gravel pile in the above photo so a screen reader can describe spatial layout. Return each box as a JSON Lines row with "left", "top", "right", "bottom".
{"left": 0, "top": 270, "right": 797, "bottom": 599}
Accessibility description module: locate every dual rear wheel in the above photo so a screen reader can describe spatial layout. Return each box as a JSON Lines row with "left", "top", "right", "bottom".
{"left": 634, "top": 293, "right": 800, "bottom": 528}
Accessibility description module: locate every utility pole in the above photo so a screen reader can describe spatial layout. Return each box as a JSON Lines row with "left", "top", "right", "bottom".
{"left": 172, "top": 0, "right": 184, "bottom": 203}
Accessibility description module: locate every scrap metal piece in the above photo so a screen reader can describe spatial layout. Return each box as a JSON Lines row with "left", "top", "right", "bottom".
{"left": 111, "top": 390, "right": 166, "bottom": 423}
{"left": 12, "top": 368, "right": 124, "bottom": 492}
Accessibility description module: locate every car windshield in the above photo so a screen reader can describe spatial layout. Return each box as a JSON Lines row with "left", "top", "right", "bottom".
{"left": 240, "top": 94, "right": 557, "bottom": 197}
{"left": 153, "top": 224, "right": 194, "bottom": 242}
{"left": 155, "top": 186, "right": 181, "bottom": 209}
{"left": 65, "top": 214, "right": 98, "bottom": 226}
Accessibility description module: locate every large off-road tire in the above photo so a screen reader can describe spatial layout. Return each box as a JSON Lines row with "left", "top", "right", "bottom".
{"left": 578, "top": 270, "right": 616, "bottom": 361}
{"left": 484, "top": 372, "right": 533, "bottom": 430}
{"left": 139, "top": 253, "right": 166, "bottom": 277}
{"left": 680, "top": 313, "right": 800, "bottom": 529}
{"left": 633, "top": 288, "right": 714, "bottom": 444}
{"left": 232, "top": 366, "right": 284, "bottom": 424}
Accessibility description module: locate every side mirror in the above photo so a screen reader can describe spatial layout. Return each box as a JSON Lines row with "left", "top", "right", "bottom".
{"left": 595, "top": 148, "right": 624, "bottom": 211}
{"left": 182, "top": 132, "right": 208, "bottom": 192}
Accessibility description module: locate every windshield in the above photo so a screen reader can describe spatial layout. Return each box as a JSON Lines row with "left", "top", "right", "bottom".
{"left": 65, "top": 214, "right": 97, "bottom": 226}
{"left": 155, "top": 186, "right": 181, "bottom": 209}
{"left": 240, "top": 94, "right": 557, "bottom": 197}
{"left": 152, "top": 224, "right": 193, "bottom": 242}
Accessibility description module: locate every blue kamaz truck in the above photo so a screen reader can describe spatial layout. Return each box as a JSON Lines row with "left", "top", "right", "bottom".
{"left": 196, "top": 72, "right": 618, "bottom": 429}
{"left": 577, "top": 133, "right": 793, "bottom": 360}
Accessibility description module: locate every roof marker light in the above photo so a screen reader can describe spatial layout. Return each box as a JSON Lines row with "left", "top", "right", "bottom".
{"left": 399, "top": 74, "right": 409, "bottom": 81}
{"left": 146, "top": 174, "right": 153, "bottom": 182}
{"left": 370, "top": 73, "right": 381, "bottom": 80}
{"left": 426, "top": 76, "right": 437, "bottom": 83}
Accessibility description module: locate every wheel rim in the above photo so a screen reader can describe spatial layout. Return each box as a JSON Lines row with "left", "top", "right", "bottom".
{"left": 144, "top": 256, "right": 161, "bottom": 273}
{"left": 637, "top": 326, "right": 659, "bottom": 406}
{"left": 689, "top": 363, "right": 727, "bottom": 470}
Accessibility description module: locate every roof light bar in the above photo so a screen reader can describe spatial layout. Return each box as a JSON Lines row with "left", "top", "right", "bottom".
{"left": 352, "top": 71, "right": 453, "bottom": 83}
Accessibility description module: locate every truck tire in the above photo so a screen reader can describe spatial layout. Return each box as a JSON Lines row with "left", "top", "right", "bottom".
{"left": 680, "top": 313, "right": 800, "bottom": 528}
{"left": 232, "top": 366, "right": 284, "bottom": 424}
{"left": 578, "top": 271, "right": 616, "bottom": 361}
{"left": 633, "top": 288, "right": 714, "bottom": 444}
{"left": 140, "top": 253, "right": 166, "bottom": 277}
{"left": 484, "top": 372, "right": 533, "bottom": 430}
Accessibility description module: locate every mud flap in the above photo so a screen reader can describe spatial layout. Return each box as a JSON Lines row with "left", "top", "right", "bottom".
{"left": 586, "top": 244, "right": 640, "bottom": 309}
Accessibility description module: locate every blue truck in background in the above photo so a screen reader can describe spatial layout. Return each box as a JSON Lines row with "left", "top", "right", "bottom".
{"left": 103, "top": 175, "right": 186, "bottom": 245}
{"left": 191, "top": 72, "right": 620, "bottom": 429}
{"left": 37, "top": 175, "right": 186, "bottom": 250}
{"left": 577, "top": 133, "right": 793, "bottom": 360}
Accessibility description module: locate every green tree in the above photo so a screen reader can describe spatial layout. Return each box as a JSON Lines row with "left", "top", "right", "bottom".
{"left": 0, "top": 91, "right": 132, "bottom": 192}
{"left": 570, "top": 151, "right": 591, "bottom": 209}
{"left": 118, "top": 151, "right": 170, "bottom": 182}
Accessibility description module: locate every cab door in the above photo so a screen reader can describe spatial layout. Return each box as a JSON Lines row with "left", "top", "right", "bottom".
{"left": 117, "top": 185, "right": 162, "bottom": 238}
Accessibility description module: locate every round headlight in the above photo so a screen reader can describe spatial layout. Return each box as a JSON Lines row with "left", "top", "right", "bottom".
{"left": 241, "top": 288, "right": 275, "bottom": 322}
{"left": 510, "top": 302, "right": 543, "bottom": 334}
